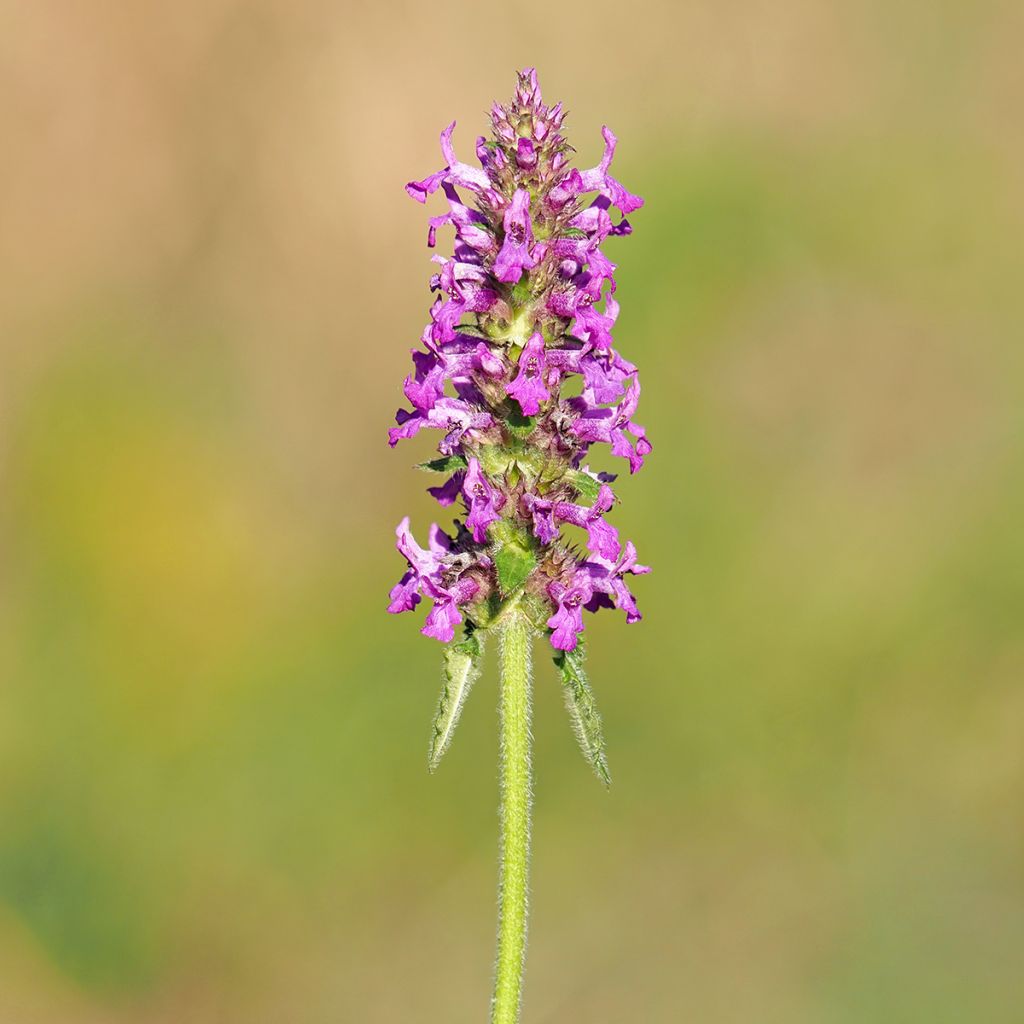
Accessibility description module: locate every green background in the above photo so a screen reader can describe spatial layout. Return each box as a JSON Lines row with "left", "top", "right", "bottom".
{"left": 1, "top": 1, "right": 1022, "bottom": 1020}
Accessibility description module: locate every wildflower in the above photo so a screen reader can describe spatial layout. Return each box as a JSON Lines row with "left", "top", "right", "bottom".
{"left": 386, "top": 68, "right": 651, "bottom": 1024}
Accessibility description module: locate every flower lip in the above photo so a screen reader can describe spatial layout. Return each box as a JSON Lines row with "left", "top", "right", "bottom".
{"left": 506, "top": 332, "right": 550, "bottom": 416}
{"left": 493, "top": 188, "right": 537, "bottom": 284}
{"left": 515, "top": 138, "right": 538, "bottom": 169}
{"left": 462, "top": 457, "right": 502, "bottom": 543}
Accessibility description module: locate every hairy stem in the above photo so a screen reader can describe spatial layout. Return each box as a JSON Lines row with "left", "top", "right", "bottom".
{"left": 491, "top": 607, "right": 533, "bottom": 1024}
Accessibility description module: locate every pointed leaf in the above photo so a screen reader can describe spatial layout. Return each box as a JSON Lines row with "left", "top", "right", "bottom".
{"left": 505, "top": 409, "right": 536, "bottom": 440}
{"left": 553, "top": 643, "right": 611, "bottom": 787}
{"left": 429, "top": 628, "right": 485, "bottom": 772}
{"left": 495, "top": 542, "right": 536, "bottom": 596}
{"left": 565, "top": 469, "right": 602, "bottom": 503}
{"left": 510, "top": 278, "right": 533, "bottom": 306}
{"left": 417, "top": 454, "right": 468, "bottom": 474}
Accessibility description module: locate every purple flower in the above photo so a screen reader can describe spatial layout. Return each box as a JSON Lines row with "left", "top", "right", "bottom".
{"left": 565, "top": 485, "right": 620, "bottom": 561}
{"left": 545, "top": 540, "right": 650, "bottom": 651}
{"left": 428, "top": 259, "right": 501, "bottom": 344}
{"left": 580, "top": 346, "right": 635, "bottom": 404}
{"left": 387, "top": 516, "right": 441, "bottom": 614}
{"left": 570, "top": 377, "right": 652, "bottom": 473}
{"left": 537, "top": 335, "right": 633, "bottom": 403}
{"left": 407, "top": 122, "right": 500, "bottom": 207}
{"left": 583, "top": 541, "right": 651, "bottom": 623}
{"left": 390, "top": 69, "right": 649, "bottom": 651}
{"left": 506, "top": 332, "right": 550, "bottom": 415}
{"left": 524, "top": 484, "right": 620, "bottom": 560}
{"left": 546, "top": 576, "right": 594, "bottom": 651}
{"left": 388, "top": 518, "right": 481, "bottom": 643}
{"left": 421, "top": 575, "right": 480, "bottom": 643}
{"left": 402, "top": 349, "right": 445, "bottom": 412}
{"left": 515, "top": 138, "right": 537, "bottom": 170}
{"left": 427, "top": 183, "right": 495, "bottom": 252}
{"left": 493, "top": 189, "right": 537, "bottom": 283}
{"left": 462, "top": 457, "right": 503, "bottom": 542}
{"left": 427, "top": 471, "right": 464, "bottom": 506}
{"left": 548, "top": 128, "right": 643, "bottom": 218}
{"left": 548, "top": 274, "right": 619, "bottom": 351}
{"left": 578, "top": 127, "right": 645, "bottom": 214}
{"left": 388, "top": 396, "right": 493, "bottom": 451}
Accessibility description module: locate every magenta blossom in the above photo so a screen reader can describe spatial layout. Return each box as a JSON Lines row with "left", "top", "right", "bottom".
{"left": 388, "top": 517, "right": 481, "bottom": 643}
{"left": 463, "top": 457, "right": 503, "bottom": 542}
{"left": 570, "top": 376, "right": 652, "bottom": 473}
{"left": 506, "top": 332, "right": 550, "bottom": 415}
{"left": 493, "top": 188, "right": 537, "bottom": 283}
{"left": 546, "top": 541, "right": 651, "bottom": 651}
{"left": 523, "top": 484, "right": 619, "bottom": 561}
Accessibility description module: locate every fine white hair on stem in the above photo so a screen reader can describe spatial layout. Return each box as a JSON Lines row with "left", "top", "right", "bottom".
{"left": 491, "top": 608, "right": 534, "bottom": 1024}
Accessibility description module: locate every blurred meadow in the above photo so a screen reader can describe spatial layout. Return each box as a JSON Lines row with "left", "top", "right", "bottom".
{"left": 2, "top": 1, "right": 1023, "bottom": 1021}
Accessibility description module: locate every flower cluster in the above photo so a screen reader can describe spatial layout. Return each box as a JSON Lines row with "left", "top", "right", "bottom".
{"left": 388, "top": 69, "right": 650, "bottom": 651}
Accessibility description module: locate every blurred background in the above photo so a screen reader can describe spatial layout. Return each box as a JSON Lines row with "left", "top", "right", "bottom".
{"left": 1, "top": 1, "right": 1022, "bottom": 1021}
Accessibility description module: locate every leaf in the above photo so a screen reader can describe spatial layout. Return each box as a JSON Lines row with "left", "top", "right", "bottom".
{"left": 510, "top": 278, "right": 533, "bottom": 305}
{"left": 505, "top": 408, "right": 535, "bottom": 440}
{"left": 553, "top": 643, "right": 611, "bottom": 787}
{"left": 429, "top": 628, "right": 485, "bottom": 772}
{"left": 417, "top": 454, "right": 468, "bottom": 474}
{"left": 565, "top": 469, "right": 602, "bottom": 503}
{"left": 495, "top": 542, "right": 536, "bottom": 596}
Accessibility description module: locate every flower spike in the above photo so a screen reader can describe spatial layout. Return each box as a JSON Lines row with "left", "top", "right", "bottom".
{"left": 385, "top": 69, "right": 649, "bottom": 1024}
{"left": 390, "top": 69, "right": 650, "bottom": 652}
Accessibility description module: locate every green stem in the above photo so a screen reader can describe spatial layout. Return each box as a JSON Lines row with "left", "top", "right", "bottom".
{"left": 491, "top": 608, "right": 533, "bottom": 1024}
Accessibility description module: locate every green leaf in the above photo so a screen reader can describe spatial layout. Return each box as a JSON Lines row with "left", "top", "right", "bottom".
{"left": 505, "top": 408, "right": 535, "bottom": 440}
{"left": 553, "top": 643, "right": 611, "bottom": 787}
{"left": 565, "top": 469, "right": 602, "bottom": 503}
{"left": 510, "top": 277, "right": 533, "bottom": 305}
{"left": 417, "top": 454, "right": 468, "bottom": 474}
{"left": 495, "top": 541, "right": 536, "bottom": 596}
{"left": 429, "top": 628, "right": 485, "bottom": 772}
{"left": 561, "top": 226, "right": 589, "bottom": 239}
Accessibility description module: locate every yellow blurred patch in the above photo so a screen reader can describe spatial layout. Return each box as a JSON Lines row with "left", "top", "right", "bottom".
{"left": 9, "top": 351, "right": 282, "bottom": 746}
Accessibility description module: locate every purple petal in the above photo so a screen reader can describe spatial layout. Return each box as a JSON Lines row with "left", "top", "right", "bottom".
{"left": 546, "top": 579, "right": 593, "bottom": 651}
{"left": 463, "top": 457, "right": 502, "bottom": 542}
{"left": 516, "top": 138, "right": 537, "bottom": 169}
{"left": 506, "top": 332, "right": 550, "bottom": 415}
{"left": 427, "top": 472, "right": 464, "bottom": 506}
{"left": 585, "top": 516, "right": 621, "bottom": 561}
{"left": 406, "top": 168, "right": 447, "bottom": 203}
{"left": 493, "top": 188, "right": 537, "bottom": 284}
{"left": 387, "top": 571, "right": 421, "bottom": 614}
{"left": 388, "top": 408, "right": 425, "bottom": 447}
{"left": 422, "top": 598, "right": 461, "bottom": 642}
{"left": 523, "top": 494, "right": 558, "bottom": 545}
